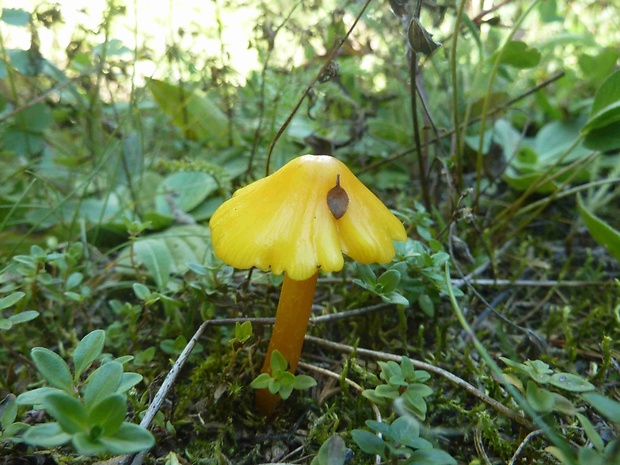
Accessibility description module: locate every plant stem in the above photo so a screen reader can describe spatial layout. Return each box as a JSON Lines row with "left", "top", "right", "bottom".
{"left": 255, "top": 273, "right": 318, "bottom": 416}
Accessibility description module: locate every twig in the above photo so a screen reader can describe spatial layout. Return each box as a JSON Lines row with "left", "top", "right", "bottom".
{"left": 451, "top": 278, "right": 614, "bottom": 288}
{"left": 304, "top": 335, "right": 534, "bottom": 429}
{"left": 508, "top": 430, "right": 544, "bottom": 465}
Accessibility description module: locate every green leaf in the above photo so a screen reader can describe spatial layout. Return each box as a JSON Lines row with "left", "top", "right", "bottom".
{"left": 351, "top": 429, "right": 386, "bottom": 456}
{"left": 8, "top": 310, "right": 39, "bottom": 325}
{"left": 42, "top": 391, "right": 88, "bottom": 434}
{"left": 279, "top": 384, "right": 294, "bottom": 400}
{"left": 117, "top": 225, "right": 212, "bottom": 284}
{"left": 98, "top": 422, "right": 155, "bottom": 454}
{"left": 582, "top": 392, "right": 620, "bottom": 423}
{"left": 293, "top": 375, "right": 317, "bottom": 390}
{"left": 22, "top": 423, "right": 71, "bottom": 447}
{"left": 133, "top": 283, "right": 152, "bottom": 300}
{"left": 0, "top": 319, "right": 11, "bottom": 330}
{"left": 0, "top": 395, "right": 17, "bottom": 426}
{"left": 526, "top": 381, "right": 555, "bottom": 413}
{"left": 71, "top": 431, "right": 108, "bottom": 454}
{"left": 133, "top": 239, "right": 172, "bottom": 289}
{"left": 31, "top": 347, "right": 74, "bottom": 393}
{"left": 16, "top": 387, "right": 62, "bottom": 407}
{"left": 390, "top": 416, "right": 420, "bottom": 446}
{"left": 576, "top": 413, "right": 604, "bottom": 452}
{"left": 270, "top": 350, "right": 288, "bottom": 372}
{"left": 0, "top": 291, "right": 25, "bottom": 310}
{"left": 409, "top": 448, "right": 457, "bottom": 465}
{"left": 583, "top": 70, "right": 620, "bottom": 132}
{"left": 117, "top": 372, "right": 143, "bottom": 394}
{"left": 147, "top": 79, "right": 230, "bottom": 142}
{"left": 495, "top": 40, "right": 541, "bottom": 69}
{"left": 83, "top": 362, "right": 123, "bottom": 410}
{"left": 377, "top": 269, "right": 401, "bottom": 294}
{"left": 73, "top": 330, "right": 105, "bottom": 380}
{"left": 250, "top": 373, "right": 272, "bottom": 390}
{"left": 1, "top": 8, "right": 31, "bottom": 26}
{"left": 312, "top": 435, "right": 346, "bottom": 465}
{"left": 87, "top": 394, "right": 126, "bottom": 436}
{"left": 356, "top": 264, "right": 376, "bottom": 286}
{"left": 577, "top": 195, "right": 620, "bottom": 264}
{"left": 381, "top": 291, "right": 409, "bottom": 306}
{"left": 155, "top": 172, "right": 217, "bottom": 215}
{"left": 548, "top": 372, "right": 595, "bottom": 392}
{"left": 234, "top": 321, "right": 252, "bottom": 343}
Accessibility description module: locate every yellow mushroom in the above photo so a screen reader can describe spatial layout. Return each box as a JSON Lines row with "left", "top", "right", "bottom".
{"left": 209, "top": 154, "right": 407, "bottom": 415}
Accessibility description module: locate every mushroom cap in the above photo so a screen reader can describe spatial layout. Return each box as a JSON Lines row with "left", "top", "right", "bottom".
{"left": 209, "top": 155, "right": 407, "bottom": 281}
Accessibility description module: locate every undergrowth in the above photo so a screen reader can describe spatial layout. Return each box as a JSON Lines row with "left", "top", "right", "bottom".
{"left": 1, "top": 0, "right": 619, "bottom": 464}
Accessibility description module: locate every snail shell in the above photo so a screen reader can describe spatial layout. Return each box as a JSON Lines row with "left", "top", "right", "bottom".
{"left": 327, "top": 174, "right": 349, "bottom": 220}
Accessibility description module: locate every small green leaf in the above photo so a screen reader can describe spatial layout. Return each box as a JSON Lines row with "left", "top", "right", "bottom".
{"left": 356, "top": 264, "right": 376, "bottom": 286}
{"left": 16, "top": 387, "right": 62, "bottom": 407}
{"left": 72, "top": 432, "right": 108, "bottom": 454}
{"left": 577, "top": 195, "right": 620, "bottom": 264}
{"left": 0, "top": 319, "right": 12, "bottom": 330}
{"left": 293, "top": 375, "right": 317, "bottom": 390}
{"left": 270, "top": 350, "right": 288, "bottom": 372}
{"left": 583, "top": 392, "right": 620, "bottom": 423}
{"left": 576, "top": 413, "right": 604, "bottom": 452}
{"left": 73, "top": 330, "right": 106, "bottom": 380}
{"left": 279, "top": 384, "right": 294, "bottom": 400}
{"left": 22, "top": 423, "right": 71, "bottom": 447}
{"left": 133, "top": 283, "right": 152, "bottom": 300}
{"left": 312, "top": 435, "right": 346, "bottom": 465}
{"left": 87, "top": 394, "right": 126, "bottom": 436}
{"left": 250, "top": 373, "right": 272, "bottom": 390}
{"left": 377, "top": 269, "right": 401, "bottom": 294}
{"left": 31, "top": 347, "right": 74, "bottom": 393}
{"left": 117, "top": 372, "right": 143, "bottom": 394}
{"left": 409, "top": 448, "right": 457, "bottom": 465}
{"left": 133, "top": 239, "right": 173, "bottom": 289}
{"left": 351, "top": 429, "right": 386, "bottom": 456}
{"left": 0, "top": 395, "right": 17, "bottom": 426}
{"left": 548, "top": 372, "right": 595, "bottom": 392}
{"left": 234, "top": 321, "right": 252, "bottom": 343}
{"left": 583, "top": 70, "right": 620, "bottom": 132}
{"left": 98, "top": 422, "right": 155, "bottom": 454}
{"left": 526, "top": 381, "right": 555, "bottom": 413}
{"left": 390, "top": 416, "right": 420, "bottom": 446}
{"left": 0, "top": 291, "right": 25, "bottom": 310}
{"left": 8, "top": 310, "right": 39, "bottom": 325}
{"left": 42, "top": 391, "right": 88, "bottom": 434}
{"left": 83, "top": 362, "right": 123, "bottom": 410}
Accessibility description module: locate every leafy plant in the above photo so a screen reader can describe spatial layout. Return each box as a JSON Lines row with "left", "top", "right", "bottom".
{"left": 0, "top": 394, "right": 29, "bottom": 443}
{"left": 251, "top": 350, "right": 317, "bottom": 400}
{"left": 311, "top": 435, "right": 349, "bottom": 465}
{"left": 362, "top": 357, "right": 433, "bottom": 420}
{"left": 16, "top": 330, "right": 154, "bottom": 455}
{"left": 0, "top": 291, "right": 38, "bottom": 330}
{"left": 352, "top": 415, "right": 456, "bottom": 465}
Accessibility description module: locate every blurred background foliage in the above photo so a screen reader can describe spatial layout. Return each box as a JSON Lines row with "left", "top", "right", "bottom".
{"left": 1, "top": 0, "right": 619, "bottom": 463}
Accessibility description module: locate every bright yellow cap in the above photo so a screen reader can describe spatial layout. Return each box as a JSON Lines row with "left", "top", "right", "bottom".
{"left": 209, "top": 155, "right": 407, "bottom": 281}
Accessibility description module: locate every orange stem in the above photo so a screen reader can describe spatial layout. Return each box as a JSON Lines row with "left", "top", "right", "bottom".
{"left": 255, "top": 272, "right": 318, "bottom": 416}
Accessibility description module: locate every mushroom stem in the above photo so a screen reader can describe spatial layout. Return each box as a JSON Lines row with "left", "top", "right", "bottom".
{"left": 256, "top": 272, "right": 318, "bottom": 416}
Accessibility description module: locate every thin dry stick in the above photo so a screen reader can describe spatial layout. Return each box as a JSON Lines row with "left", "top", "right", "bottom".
{"left": 451, "top": 278, "right": 613, "bottom": 288}
{"left": 304, "top": 335, "right": 534, "bottom": 429}
{"left": 508, "top": 429, "right": 544, "bottom": 465}
{"left": 264, "top": 0, "right": 374, "bottom": 175}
